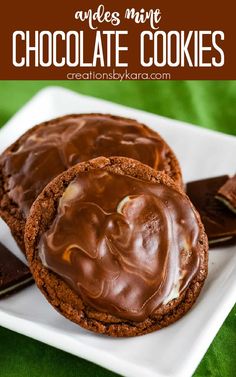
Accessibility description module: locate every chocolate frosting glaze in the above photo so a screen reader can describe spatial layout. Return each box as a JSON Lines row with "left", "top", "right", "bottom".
{"left": 2, "top": 115, "right": 171, "bottom": 216}
{"left": 39, "top": 170, "right": 200, "bottom": 322}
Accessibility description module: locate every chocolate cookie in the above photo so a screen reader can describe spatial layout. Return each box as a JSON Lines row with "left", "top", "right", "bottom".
{"left": 0, "top": 113, "right": 182, "bottom": 252}
{"left": 25, "top": 157, "right": 207, "bottom": 337}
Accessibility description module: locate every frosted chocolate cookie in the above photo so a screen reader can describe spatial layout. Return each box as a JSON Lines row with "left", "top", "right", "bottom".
{"left": 0, "top": 114, "right": 182, "bottom": 252}
{"left": 25, "top": 157, "right": 207, "bottom": 337}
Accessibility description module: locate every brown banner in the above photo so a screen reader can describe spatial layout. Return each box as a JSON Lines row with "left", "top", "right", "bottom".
{"left": 0, "top": 0, "right": 235, "bottom": 80}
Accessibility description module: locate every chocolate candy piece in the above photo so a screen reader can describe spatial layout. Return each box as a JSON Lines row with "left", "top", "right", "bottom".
{"left": 186, "top": 176, "right": 236, "bottom": 246}
{"left": 216, "top": 175, "right": 236, "bottom": 214}
{"left": 0, "top": 242, "right": 33, "bottom": 298}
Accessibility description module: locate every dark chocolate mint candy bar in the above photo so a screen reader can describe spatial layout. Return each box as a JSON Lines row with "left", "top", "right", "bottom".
{"left": 0, "top": 242, "right": 33, "bottom": 298}
{"left": 186, "top": 176, "right": 236, "bottom": 246}
{"left": 216, "top": 175, "right": 236, "bottom": 214}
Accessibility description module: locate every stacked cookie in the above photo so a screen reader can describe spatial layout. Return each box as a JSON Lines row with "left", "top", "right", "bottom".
{"left": 0, "top": 114, "right": 208, "bottom": 337}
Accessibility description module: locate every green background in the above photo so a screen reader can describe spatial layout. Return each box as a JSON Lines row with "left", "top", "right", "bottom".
{"left": 0, "top": 81, "right": 235, "bottom": 377}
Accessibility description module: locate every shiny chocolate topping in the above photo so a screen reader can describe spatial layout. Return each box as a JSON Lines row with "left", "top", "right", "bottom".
{"left": 2, "top": 115, "right": 170, "bottom": 216}
{"left": 39, "top": 170, "right": 200, "bottom": 322}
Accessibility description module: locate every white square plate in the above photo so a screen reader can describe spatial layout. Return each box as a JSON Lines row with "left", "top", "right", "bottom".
{"left": 0, "top": 87, "right": 236, "bottom": 377}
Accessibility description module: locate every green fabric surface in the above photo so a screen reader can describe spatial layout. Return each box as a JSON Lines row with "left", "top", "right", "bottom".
{"left": 0, "top": 81, "right": 235, "bottom": 377}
